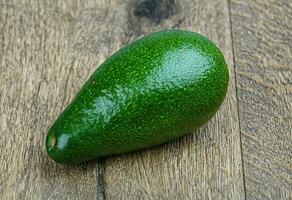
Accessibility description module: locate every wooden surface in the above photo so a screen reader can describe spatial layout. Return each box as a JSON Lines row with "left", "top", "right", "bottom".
{"left": 230, "top": 0, "right": 292, "bottom": 199}
{"left": 0, "top": 0, "right": 290, "bottom": 199}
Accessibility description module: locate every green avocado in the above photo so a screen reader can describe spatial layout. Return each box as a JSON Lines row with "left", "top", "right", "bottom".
{"left": 46, "top": 29, "right": 229, "bottom": 164}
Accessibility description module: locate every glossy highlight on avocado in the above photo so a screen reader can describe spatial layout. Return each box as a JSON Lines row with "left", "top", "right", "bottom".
{"left": 46, "top": 29, "right": 229, "bottom": 164}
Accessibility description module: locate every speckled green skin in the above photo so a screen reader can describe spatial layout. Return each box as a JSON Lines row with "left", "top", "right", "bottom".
{"left": 46, "top": 29, "right": 229, "bottom": 164}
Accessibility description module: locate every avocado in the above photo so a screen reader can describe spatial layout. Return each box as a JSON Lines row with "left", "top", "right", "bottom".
{"left": 46, "top": 29, "right": 229, "bottom": 164}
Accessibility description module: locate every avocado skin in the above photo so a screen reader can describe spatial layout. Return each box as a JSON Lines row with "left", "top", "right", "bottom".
{"left": 46, "top": 29, "right": 229, "bottom": 164}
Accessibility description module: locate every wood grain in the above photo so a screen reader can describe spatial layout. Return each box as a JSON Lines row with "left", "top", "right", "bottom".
{"left": 102, "top": 0, "right": 245, "bottom": 199}
{"left": 230, "top": 0, "right": 292, "bottom": 199}
{"left": 0, "top": 0, "right": 121, "bottom": 199}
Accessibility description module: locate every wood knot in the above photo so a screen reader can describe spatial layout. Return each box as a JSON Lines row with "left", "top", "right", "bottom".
{"left": 134, "top": 0, "right": 177, "bottom": 23}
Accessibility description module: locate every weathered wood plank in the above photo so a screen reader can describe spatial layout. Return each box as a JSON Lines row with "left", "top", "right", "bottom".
{"left": 230, "top": 0, "right": 292, "bottom": 199}
{"left": 0, "top": 0, "right": 120, "bottom": 199}
{"left": 102, "top": 0, "right": 245, "bottom": 199}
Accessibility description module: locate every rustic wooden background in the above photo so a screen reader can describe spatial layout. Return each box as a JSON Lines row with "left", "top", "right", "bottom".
{"left": 0, "top": 0, "right": 291, "bottom": 199}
